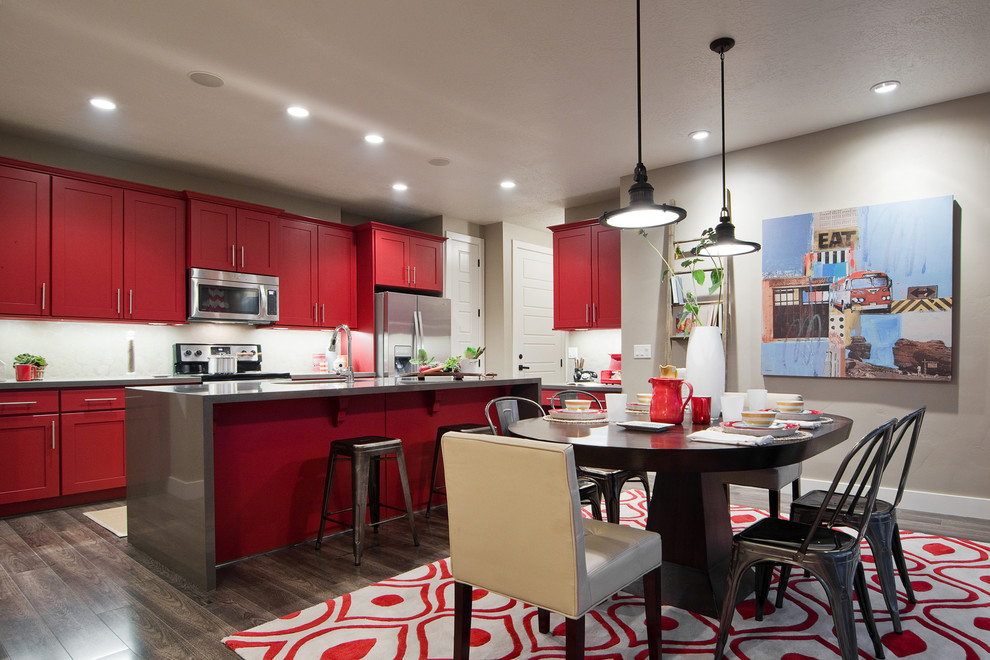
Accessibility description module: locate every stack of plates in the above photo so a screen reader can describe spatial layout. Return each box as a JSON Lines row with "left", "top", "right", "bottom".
{"left": 626, "top": 402, "right": 650, "bottom": 414}
{"left": 548, "top": 408, "right": 608, "bottom": 422}
{"left": 769, "top": 408, "right": 824, "bottom": 421}
{"left": 721, "top": 421, "right": 800, "bottom": 437}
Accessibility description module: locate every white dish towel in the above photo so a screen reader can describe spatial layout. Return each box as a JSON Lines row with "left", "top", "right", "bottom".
{"left": 688, "top": 429, "right": 774, "bottom": 446}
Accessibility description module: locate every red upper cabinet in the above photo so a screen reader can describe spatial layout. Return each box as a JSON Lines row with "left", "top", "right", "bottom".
{"left": 187, "top": 194, "right": 279, "bottom": 276}
{"left": 0, "top": 165, "right": 51, "bottom": 317}
{"left": 550, "top": 220, "right": 621, "bottom": 330}
{"left": 124, "top": 191, "right": 186, "bottom": 322}
{"left": 276, "top": 215, "right": 356, "bottom": 328}
{"left": 356, "top": 222, "right": 445, "bottom": 293}
{"left": 51, "top": 177, "right": 125, "bottom": 319}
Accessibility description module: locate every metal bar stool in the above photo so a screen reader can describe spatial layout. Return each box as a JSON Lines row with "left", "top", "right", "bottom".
{"left": 426, "top": 423, "right": 490, "bottom": 518}
{"left": 316, "top": 435, "right": 419, "bottom": 565}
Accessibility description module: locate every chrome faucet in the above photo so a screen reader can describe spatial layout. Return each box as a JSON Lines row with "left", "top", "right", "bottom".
{"left": 328, "top": 324, "right": 354, "bottom": 384}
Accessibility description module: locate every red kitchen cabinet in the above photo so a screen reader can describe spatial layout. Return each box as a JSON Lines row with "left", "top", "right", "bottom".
{"left": 124, "top": 191, "right": 186, "bottom": 322}
{"left": 51, "top": 177, "right": 124, "bottom": 319}
{"left": 277, "top": 216, "right": 355, "bottom": 328}
{"left": 0, "top": 389, "right": 60, "bottom": 505}
{"left": 187, "top": 195, "right": 279, "bottom": 276}
{"left": 356, "top": 222, "right": 445, "bottom": 293}
{"left": 550, "top": 220, "right": 621, "bottom": 330}
{"left": 0, "top": 165, "right": 51, "bottom": 317}
{"left": 60, "top": 409, "right": 126, "bottom": 495}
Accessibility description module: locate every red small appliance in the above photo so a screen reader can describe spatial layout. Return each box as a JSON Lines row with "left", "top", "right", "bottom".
{"left": 601, "top": 353, "right": 622, "bottom": 384}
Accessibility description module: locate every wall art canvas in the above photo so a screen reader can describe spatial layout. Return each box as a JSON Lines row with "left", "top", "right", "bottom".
{"left": 760, "top": 195, "right": 953, "bottom": 381}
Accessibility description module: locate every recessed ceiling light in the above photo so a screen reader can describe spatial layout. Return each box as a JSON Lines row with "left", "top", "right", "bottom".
{"left": 286, "top": 106, "right": 309, "bottom": 118}
{"left": 392, "top": 182, "right": 408, "bottom": 191}
{"left": 188, "top": 71, "right": 224, "bottom": 88}
{"left": 689, "top": 130, "right": 710, "bottom": 140}
{"left": 500, "top": 180, "right": 516, "bottom": 189}
{"left": 365, "top": 133, "right": 384, "bottom": 144}
{"left": 89, "top": 97, "right": 116, "bottom": 111}
{"left": 429, "top": 157, "right": 451, "bottom": 167}
{"left": 870, "top": 80, "right": 900, "bottom": 94}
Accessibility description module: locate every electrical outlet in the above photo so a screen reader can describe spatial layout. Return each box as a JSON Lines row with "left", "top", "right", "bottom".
{"left": 633, "top": 344, "right": 652, "bottom": 359}
{"left": 567, "top": 347, "right": 579, "bottom": 359}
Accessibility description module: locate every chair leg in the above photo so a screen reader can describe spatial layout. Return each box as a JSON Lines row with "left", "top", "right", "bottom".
{"left": 538, "top": 608, "right": 550, "bottom": 634}
{"left": 866, "top": 514, "right": 903, "bottom": 633}
{"left": 425, "top": 431, "right": 444, "bottom": 518}
{"left": 642, "top": 566, "right": 662, "bottom": 660}
{"left": 453, "top": 581, "right": 473, "bottom": 660}
{"left": 394, "top": 445, "right": 420, "bottom": 547}
{"left": 854, "top": 562, "right": 886, "bottom": 659}
{"left": 768, "top": 489, "right": 781, "bottom": 518}
{"left": 754, "top": 563, "right": 772, "bottom": 621}
{"left": 714, "top": 553, "right": 750, "bottom": 660}
{"left": 774, "top": 564, "right": 793, "bottom": 608}
{"left": 564, "top": 616, "right": 585, "bottom": 660}
{"left": 637, "top": 472, "right": 651, "bottom": 504}
{"left": 891, "top": 522, "right": 916, "bottom": 603}
{"left": 351, "top": 452, "right": 370, "bottom": 565}
{"left": 819, "top": 560, "right": 869, "bottom": 660}
{"left": 602, "top": 474, "right": 622, "bottom": 524}
{"left": 369, "top": 456, "right": 381, "bottom": 532}
{"left": 790, "top": 478, "right": 801, "bottom": 500}
{"left": 315, "top": 451, "right": 337, "bottom": 551}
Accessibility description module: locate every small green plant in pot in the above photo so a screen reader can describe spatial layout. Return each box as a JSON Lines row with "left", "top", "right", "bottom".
{"left": 13, "top": 353, "right": 47, "bottom": 380}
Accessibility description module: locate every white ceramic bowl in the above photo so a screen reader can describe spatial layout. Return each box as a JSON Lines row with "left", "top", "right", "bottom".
{"left": 777, "top": 400, "right": 804, "bottom": 413}
{"left": 637, "top": 393, "right": 652, "bottom": 405}
{"left": 740, "top": 410, "right": 778, "bottom": 427}
{"left": 564, "top": 399, "right": 592, "bottom": 411}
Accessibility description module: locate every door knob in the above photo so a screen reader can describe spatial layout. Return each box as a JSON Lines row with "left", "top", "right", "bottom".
{"left": 518, "top": 364, "right": 530, "bottom": 371}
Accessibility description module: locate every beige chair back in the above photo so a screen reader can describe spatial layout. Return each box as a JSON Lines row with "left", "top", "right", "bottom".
{"left": 441, "top": 431, "right": 588, "bottom": 617}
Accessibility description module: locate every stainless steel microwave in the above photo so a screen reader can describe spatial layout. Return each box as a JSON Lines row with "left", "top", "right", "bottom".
{"left": 188, "top": 268, "right": 279, "bottom": 324}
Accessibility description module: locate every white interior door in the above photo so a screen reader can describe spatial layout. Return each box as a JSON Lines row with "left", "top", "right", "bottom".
{"left": 444, "top": 231, "right": 485, "bottom": 369}
{"left": 511, "top": 240, "right": 564, "bottom": 383}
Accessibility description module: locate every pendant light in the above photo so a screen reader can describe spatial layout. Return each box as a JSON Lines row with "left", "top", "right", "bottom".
{"left": 599, "top": 0, "right": 686, "bottom": 229}
{"left": 695, "top": 37, "right": 761, "bottom": 257}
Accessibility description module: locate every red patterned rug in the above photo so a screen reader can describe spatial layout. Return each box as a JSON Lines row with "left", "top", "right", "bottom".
{"left": 223, "top": 490, "right": 990, "bottom": 659}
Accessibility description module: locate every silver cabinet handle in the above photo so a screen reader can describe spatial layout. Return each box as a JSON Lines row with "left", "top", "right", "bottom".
{"left": 241, "top": 245, "right": 245, "bottom": 268}
{"left": 51, "top": 420, "right": 56, "bottom": 450}
{"left": 83, "top": 397, "right": 118, "bottom": 402}
{"left": 592, "top": 303, "right": 597, "bottom": 324}
{"left": 232, "top": 244, "right": 237, "bottom": 267}
{"left": 41, "top": 282, "right": 46, "bottom": 310}
{"left": 129, "top": 289, "right": 134, "bottom": 316}
{"left": 586, "top": 304, "right": 590, "bottom": 324}
{"left": 0, "top": 401, "right": 39, "bottom": 406}
{"left": 117, "top": 289, "right": 121, "bottom": 314}
{"left": 321, "top": 304, "right": 325, "bottom": 324}
{"left": 405, "top": 265, "right": 410, "bottom": 284}
{"left": 314, "top": 303, "right": 319, "bottom": 324}
{"left": 412, "top": 266, "right": 416, "bottom": 284}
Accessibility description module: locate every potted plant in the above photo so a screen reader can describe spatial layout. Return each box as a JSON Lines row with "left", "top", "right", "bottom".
{"left": 13, "top": 353, "right": 48, "bottom": 380}
{"left": 639, "top": 228, "right": 724, "bottom": 330}
{"left": 460, "top": 346, "right": 485, "bottom": 374}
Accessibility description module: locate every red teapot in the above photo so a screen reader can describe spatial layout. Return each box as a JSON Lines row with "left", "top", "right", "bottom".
{"left": 648, "top": 377, "right": 694, "bottom": 424}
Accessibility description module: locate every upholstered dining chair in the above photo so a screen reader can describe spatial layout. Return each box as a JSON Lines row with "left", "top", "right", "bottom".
{"left": 441, "top": 431, "right": 663, "bottom": 660}
{"left": 776, "top": 407, "right": 926, "bottom": 631}
{"left": 549, "top": 389, "right": 652, "bottom": 524}
{"left": 721, "top": 392, "right": 804, "bottom": 517}
{"left": 715, "top": 418, "right": 897, "bottom": 660}
{"left": 484, "top": 395, "right": 604, "bottom": 521}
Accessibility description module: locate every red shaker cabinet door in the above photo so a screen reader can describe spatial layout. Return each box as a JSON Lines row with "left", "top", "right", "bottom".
{"left": 373, "top": 230, "right": 411, "bottom": 288}
{"left": 318, "top": 225, "right": 356, "bottom": 327}
{"left": 552, "top": 226, "right": 593, "bottom": 330}
{"left": 60, "top": 410, "right": 126, "bottom": 495}
{"left": 409, "top": 236, "right": 443, "bottom": 293}
{"left": 591, "top": 224, "right": 622, "bottom": 328}
{"left": 277, "top": 218, "right": 319, "bottom": 327}
{"left": 236, "top": 209, "right": 278, "bottom": 276}
{"left": 0, "top": 165, "right": 51, "bottom": 317}
{"left": 188, "top": 200, "right": 237, "bottom": 271}
{"left": 51, "top": 177, "right": 124, "bottom": 319}
{"left": 0, "top": 414, "right": 60, "bottom": 505}
{"left": 124, "top": 191, "right": 186, "bottom": 322}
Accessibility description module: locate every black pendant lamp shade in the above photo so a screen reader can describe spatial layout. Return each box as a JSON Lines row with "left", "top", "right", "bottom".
{"left": 695, "top": 37, "right": 760, "bottom": 257}
{"left": 599, "top": 0, "right": 686, "bottom": 229}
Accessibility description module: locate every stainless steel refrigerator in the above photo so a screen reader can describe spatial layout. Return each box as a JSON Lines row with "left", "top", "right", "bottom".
{"left": 375, "top": 291, "right": 451, "bottom": 376}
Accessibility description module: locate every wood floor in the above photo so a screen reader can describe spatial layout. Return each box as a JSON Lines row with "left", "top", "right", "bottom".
{"left": 1, "top": 489, "right": 988, "bottom": 660}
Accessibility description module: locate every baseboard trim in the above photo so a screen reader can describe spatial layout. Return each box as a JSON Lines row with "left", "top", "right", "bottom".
{"left": 796, "top": 479, "right": 990, "bottom": 521}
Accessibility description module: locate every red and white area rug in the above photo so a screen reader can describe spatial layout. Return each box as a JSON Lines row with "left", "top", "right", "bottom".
{"left": 223, "top": 490, "right": 990, "bottom": 659}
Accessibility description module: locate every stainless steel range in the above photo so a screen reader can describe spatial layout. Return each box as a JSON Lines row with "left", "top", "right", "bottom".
{"left": 173, "top": 343, "right": 290, "bottom": 381}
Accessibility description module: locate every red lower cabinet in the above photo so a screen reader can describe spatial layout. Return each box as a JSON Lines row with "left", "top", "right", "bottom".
{"left": 0, "top": 413, "right": 60, "bottom": 505}
{"left": 60, "top": 409, "right": 126, "bottom": 495}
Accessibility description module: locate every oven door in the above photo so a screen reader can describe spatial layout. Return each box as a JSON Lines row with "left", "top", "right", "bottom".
{"left": 188, "top": 268, "right": 278, "bottom": 323}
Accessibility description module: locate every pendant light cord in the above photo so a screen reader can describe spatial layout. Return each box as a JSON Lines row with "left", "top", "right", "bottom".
{"left": 635, "top": 0, "right": 644, "bottom": 170}
{"left": 720, "top": 47, "right": 727, "bottom": 213}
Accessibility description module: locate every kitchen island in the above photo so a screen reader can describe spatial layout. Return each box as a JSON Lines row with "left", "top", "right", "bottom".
{"left": 125, "top": 376, "right": 540, "bottom": 590}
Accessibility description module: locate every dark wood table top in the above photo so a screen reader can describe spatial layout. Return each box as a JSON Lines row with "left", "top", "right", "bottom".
{"left": 507, "top": 412, "right": 854, "bottom": 474}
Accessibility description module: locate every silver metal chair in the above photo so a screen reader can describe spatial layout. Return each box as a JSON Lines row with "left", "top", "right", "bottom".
{"left": 426, "top": 422, "right": 489, "bottom": 518}
{"left": 548, "top": 389, "right": 652, "bottom": 524}
{"left": 442, "top": 431, "right": 663, "bottom": 660}
{"left": 715, "top": 418, "right": 897, "bottom": 660}
{"left": 778, "top": 407, "right": 926, "bottom": 630}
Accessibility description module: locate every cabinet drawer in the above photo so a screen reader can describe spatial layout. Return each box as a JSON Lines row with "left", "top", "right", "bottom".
{"left": 60, "top": 388, "right": 126, "bottom": 412}
{"left": 0, "top": 390, "right": 59, "bottom": 416}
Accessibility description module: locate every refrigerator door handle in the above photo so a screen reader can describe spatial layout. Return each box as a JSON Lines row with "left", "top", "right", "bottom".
{"left": 413, "top": 309, "right": 423, "bottom": 358}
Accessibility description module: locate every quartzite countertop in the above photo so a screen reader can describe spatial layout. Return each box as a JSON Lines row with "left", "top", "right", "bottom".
{"left": 125, "top": 376, "right": 541, "bottom": 590}
{"left": 0, "top": 375, "right": 200, "bottom": 390}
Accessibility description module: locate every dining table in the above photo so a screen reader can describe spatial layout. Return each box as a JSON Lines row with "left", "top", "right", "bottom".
{"left": 507, "top": 410, "right": 853, "bottom": 618}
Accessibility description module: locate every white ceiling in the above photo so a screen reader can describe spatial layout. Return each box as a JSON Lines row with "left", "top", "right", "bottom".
{"left": 2, "top": 1, "right": 989, "bottom": 228}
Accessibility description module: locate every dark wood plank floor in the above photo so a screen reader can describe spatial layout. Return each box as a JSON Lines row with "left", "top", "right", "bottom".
{"left": 1, "top": 490, "right": 987, "bottom": 660}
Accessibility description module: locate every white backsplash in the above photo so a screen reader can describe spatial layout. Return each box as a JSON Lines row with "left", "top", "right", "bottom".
{"left": 565, "top": 328, "right": 621, "bottom": 378}
{"left": 0, "top": 319, "right": 347, "bottom": 380}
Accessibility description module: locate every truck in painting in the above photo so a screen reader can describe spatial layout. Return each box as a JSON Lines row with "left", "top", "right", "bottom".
{"left": 829, "top": 270, "right": 892, "bottom": 312}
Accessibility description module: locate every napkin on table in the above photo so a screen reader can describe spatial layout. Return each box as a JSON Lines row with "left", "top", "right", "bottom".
{"left": 688, "top": 429, "right": 774, "bottom": 446}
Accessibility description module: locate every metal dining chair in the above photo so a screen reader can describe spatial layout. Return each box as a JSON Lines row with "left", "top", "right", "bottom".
{"left": 776, "top": 407, "right": 926, "bottom": 631}
{"left": 484, "top": 396, "right": 605, "bottom": 521}
{"left": 548, "top": 389, "right": 652, "bottom": 524}
{"left": 715, "top": 418, "right": 897, "bottom": 660}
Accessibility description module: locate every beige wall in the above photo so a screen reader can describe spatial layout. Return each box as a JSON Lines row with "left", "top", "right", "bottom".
{"left": 620, "top": 93, "right": 990, "bottom": 511}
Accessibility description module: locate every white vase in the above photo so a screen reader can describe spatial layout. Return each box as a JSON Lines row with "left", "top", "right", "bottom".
{"left": 684, "top": 326, "right": 726, "bottom": 419}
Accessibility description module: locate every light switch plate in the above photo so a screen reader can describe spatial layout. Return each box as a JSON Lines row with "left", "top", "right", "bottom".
{"left": 567, "top": 347, "right": 579, "bottom": 359}
{"left": 633, "top": 344, "right": 652, "bottom": 359}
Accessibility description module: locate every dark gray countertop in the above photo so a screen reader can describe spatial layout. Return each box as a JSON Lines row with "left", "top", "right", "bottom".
{"left": 0, "top": 375, "right": 201, "bottom": 390}
{"left": 543, "top": 382, "right": 622, "bottom": 392}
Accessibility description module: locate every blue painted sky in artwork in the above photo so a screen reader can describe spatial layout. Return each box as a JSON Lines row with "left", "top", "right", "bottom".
{"left": 856, "top": 314, "right": 902, "bottom": 368}
{"left": 761, "top": 339, "right": 829, "bottom": 377}
{"left": 762, "top": 213, "right": 813, "bottom": 278}
{"left": 858, "top": 196, "right": 953, "bottom": 298}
